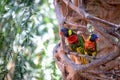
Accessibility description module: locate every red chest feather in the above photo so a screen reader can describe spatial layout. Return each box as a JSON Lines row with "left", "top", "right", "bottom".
{"left": 67, "top": 35, "right": 78, "bottom": 44}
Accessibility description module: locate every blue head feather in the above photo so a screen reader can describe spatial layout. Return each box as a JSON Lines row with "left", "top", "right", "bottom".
{"left": 60, "top": 27, "right": 69, "bottom": 37}
{"left": 90, "top": 34, "right": 99, "bottom": 42}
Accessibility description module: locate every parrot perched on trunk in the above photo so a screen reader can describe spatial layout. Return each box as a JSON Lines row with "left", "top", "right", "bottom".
{"left": 60, "top": 27, "right": 87, "bottom": 64}
{"left": 84, "top": 34, "right": 99, "bottom": 58}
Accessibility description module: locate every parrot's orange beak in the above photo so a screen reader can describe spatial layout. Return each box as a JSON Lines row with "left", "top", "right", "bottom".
{"left": 95, "top": 38, "right": 99, "bottom": 42}
{"left": 60, "top": 32, "right": 63, "bottom": 35}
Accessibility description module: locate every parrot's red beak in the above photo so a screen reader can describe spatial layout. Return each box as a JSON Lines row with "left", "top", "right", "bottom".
{"left": 60, "top": 32, "right": 63, "bottom": 35}
{"left": 95, "top": 38, "right": 99, "bottom": 42}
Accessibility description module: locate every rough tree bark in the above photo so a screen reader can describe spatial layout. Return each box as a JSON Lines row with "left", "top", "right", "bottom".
{"left": 53, "top": 0, "right": 120, "bottom": 80}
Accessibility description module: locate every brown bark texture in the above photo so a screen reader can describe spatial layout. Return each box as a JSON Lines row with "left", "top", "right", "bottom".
{"left": 53, "top": 0, "right": 120, "bottom": 80}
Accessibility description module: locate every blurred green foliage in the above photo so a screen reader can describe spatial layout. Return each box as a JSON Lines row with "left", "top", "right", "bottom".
{"left": 0, "top": 0, "right": 60, "bottom": 80}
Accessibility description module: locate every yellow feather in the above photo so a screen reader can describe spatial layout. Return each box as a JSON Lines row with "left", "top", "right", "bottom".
{"left": 68, "top": 30, "right": 72, "bottom": 36}
{"left": 88, "top": 36, "right": 91, "bottom": 39}
{"left": 80, "top": 57, "right": 87, "bottom": 64}
{"left": 76, "top": 47, "right": 87, "bottom": 64}
{"left": 92, "top": 52, "right": 96, "bottom": 56}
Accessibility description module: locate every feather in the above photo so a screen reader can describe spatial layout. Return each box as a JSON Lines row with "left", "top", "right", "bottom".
{"left": 60, "top": 27, "right": 87, "bottom": 64}
{"left": 84, "top": 34, "right": 99, "bottom": 57}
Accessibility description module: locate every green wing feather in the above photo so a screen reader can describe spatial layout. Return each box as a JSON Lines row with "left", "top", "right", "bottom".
{"left": 69, "top": 44, "right": 78, "bottom": 51}
{"left": 91, "top": 41, "right": 97, "bottom": 57}
{"left": 77, "top": 35, "right": 84, "bottom": 48}
{"left": 67, "top": 31, "right": 87, "bottom": 64}
{"left": 77, "top": 35, "right": 87, "bottom": 64}
{"left": 94, "top": 41, "right": 97, "bottom": 57}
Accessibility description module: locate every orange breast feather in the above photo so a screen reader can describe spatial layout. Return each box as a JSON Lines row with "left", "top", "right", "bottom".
{"left": 84, "top": 39, "right": 95, "bottom": 50}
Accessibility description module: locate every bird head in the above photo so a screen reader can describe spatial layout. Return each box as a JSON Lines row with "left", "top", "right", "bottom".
{"left": 89, "top": 34, "right": 99, "bottom": 42}
{"left": 60, "top": 27, "right": 73, "bottom": 37}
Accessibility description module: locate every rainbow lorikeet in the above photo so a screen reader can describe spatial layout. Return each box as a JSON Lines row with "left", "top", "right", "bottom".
{"left": 84, "top": 34, "right": 99, "bottom": 58}
{"left": 60, "top": 27, "right": 87, "bottom": 64}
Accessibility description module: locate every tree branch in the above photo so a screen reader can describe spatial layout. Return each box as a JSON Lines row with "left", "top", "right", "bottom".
{"left": 53, "top": 0, "right": 120, "bottom": 79}
{"left": 63, "top": 0, "right": 86, "bottom": 19}
{"left": 63, "top": 0, "right": 119, "bottom": 29}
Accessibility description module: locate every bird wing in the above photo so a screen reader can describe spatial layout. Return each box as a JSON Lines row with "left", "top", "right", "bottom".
{"left": 77, "top": 35, "right": 84, "bottom": 48}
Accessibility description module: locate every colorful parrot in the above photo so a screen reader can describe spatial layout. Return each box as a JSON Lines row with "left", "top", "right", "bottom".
{"left": 84, "top": 34, "right": 99, "bottom": 58}
{"left": 60, "top": 27, "right": 87, "bottom": 64}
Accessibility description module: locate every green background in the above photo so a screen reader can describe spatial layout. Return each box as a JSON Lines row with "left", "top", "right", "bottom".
{"left": 0, "top": 0, "right": 60, "bottom": 80}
